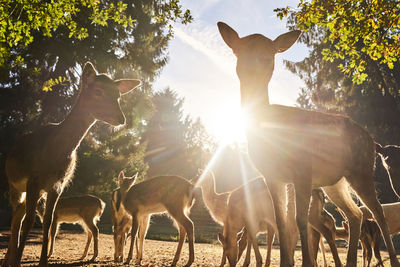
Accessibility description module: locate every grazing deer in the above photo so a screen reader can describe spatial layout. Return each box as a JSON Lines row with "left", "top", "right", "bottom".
{"left": 217, "top": 21, "right": 399, "bottom": 267}
{"left": 337, "top": 220, "right": 383, "bottom": 267}
{"left": 376, "top": 143, "right": 400, "bottom": 198}
{"left": 2, "top": 62, "right": 140, "bottom": 267}
{"left": 217, "top": 177, "right": 278, "bottom": 267}
{"left": 118, "top": 172, "right": 199, "bottom": 267}
{"left": 199, "top": 170, "right": 256, "bottom": 267}
{"left": 36, "top": 195, "right": 105, "bottom": 261}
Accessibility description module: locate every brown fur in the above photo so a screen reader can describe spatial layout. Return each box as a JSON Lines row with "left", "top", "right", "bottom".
{"left": 3, "top": 62, "right": 140, "bottom": 267}
{"left": 118, "top": 173, "right": 198, "bottom": 267}
{"left": 217, "top": 21, "right": 399, "bottom": 267}
{"left": 36, "top": 195, "right": 105, "bottom": 261}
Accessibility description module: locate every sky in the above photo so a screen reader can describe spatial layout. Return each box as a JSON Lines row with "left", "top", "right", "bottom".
{"left": 153, "top": 0, "right": 309, "bottom": 143}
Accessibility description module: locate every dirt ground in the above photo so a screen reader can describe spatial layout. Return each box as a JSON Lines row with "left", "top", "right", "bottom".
{"left": 0, "top": 229, "right": 392, "bottom": 266}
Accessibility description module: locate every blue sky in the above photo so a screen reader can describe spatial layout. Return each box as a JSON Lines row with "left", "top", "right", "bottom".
{"left": 154, "top": 0, "right": 309, "bottom": 143}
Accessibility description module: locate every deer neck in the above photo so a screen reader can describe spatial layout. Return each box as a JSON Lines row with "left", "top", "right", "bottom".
{"left": 239, "top": 79, "right": 270, "bottom": 114}
{"left": 201, "top": 178, "right": 224, "bottom": 214}
{"left": 56, "top": 98, "right": 96, "bottom": 154}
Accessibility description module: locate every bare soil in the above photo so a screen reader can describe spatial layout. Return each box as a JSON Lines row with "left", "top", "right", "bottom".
{"left": 0, "top": 229, "right": 392, "bottom": 266}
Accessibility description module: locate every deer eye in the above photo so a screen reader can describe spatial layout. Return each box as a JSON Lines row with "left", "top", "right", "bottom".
{"left": 94, "top": 90, "right": 103, "bottom": 96}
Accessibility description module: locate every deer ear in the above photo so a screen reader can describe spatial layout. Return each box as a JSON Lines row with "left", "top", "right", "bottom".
{"left": 217, "top": 232, "right": 225, "bottom": 244}
{"left": 115, "top": 79, "right": 141, "bottom": 95}
{"left": 118, "top": 171, "right": 124, "bottom": 185}
{"left": 217, "top": 22, "right": 240, "bottom": 50}
{"left": 129, "top": 173, "right": 139, "bottom": 186}
{"left": 82, "top": 62, "right": 97, "bottom": 83}
{"left": 273, "top": 30, "right": 301, "bottom": 53}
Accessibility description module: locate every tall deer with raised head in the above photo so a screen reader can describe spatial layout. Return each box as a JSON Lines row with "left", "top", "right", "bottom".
{"left": 217, "top": 22, "right": 399, "bottom": 267}
{"left": 118, "top": 173, "right": 198, "bottom": 267}
{"left": 3, "top": 62, "right": 140, "bottom": 267}
{"left": 36, "top": 195, "right": 105, "bottom": 261}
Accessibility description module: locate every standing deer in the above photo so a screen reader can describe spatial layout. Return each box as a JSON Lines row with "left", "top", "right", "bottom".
{"left": 36, "top": 195, "right": 105, "bottom": 261}
{"left": 118, "top": 172, "right": 199, "bottom": 267}
{"left": 198, "top": 170, "right": 263, "bottom": 266}
{"left": 2, "top": 62, "right": 140, "bottom": 267}
{"left": 217, "top": 22, "right": 399, "bottom": 267}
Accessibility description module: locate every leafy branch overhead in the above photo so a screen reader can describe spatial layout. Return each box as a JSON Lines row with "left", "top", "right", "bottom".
{"left": 0, "top": 0, "right": 192, "bottom": 67}
{"left": 275, "top": 0, "right": 400, "bottom": 84}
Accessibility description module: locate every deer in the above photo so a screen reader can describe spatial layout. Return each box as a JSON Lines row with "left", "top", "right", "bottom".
{"left": 36, "top": 195, "right": 105, "bottom": 261}
{"left": 117, "top": 172, "right": 200, "bottom": 267}
{"left": 217, "top": 21, "right": 399, "bottom": 267}
{"left": 376, "top": 143, "right": 400, "bottom": 199}
{"left": 2, "top": 62, "right": 140, "bottom": 267}
{"left": 198, "top": 170, "right": 270, "bottom": 266}
{"left": 337, "top": 220, "right": 383, "bottom": 267}
{"left": 111, "top": 171, "right": 140, "bottom": 263}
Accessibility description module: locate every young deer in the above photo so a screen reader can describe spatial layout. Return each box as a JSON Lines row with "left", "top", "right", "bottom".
{"left": 3, "top": 62, "right": 140, "bottom": 267}
{"left": 337, "top": 220, "right": 383, "bottom": 267}
{"left": 36, "top": 195, "right": 105, "bottom": 261}
{"left": 111, "top": 172, "right": 137, "bottom": 262}
{"left": 217, "top": 22, "right": 399, "bottom": 267}
{"left": 118, "top": 172, "right": 199, "bottom": 267}
{"left": 376, "top": 143, "right": 400, "bottom": 198}
{"left": 198, "top": 170, "right": 253, "bottom": 267}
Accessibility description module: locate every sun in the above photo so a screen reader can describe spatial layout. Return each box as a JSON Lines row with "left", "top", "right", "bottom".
{"left": 209, "top": 103, "right": 247, "bottom": 144}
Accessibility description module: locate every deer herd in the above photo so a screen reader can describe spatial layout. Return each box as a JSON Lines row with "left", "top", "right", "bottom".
{"left": 2, "top": 21, "right": 400, "bottom": 267}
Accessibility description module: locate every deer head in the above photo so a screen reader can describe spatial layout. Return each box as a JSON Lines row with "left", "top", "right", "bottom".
{"left": 217, "top": 230, "right": 242, "bottom": 266}
{"left": 78, "top": 62, "right": 141, "bottom": 126}
{"left": 217, "top": 22, "right": 301, "bottom": 107}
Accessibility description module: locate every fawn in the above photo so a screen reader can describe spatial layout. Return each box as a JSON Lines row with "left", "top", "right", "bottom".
{"left": 117, "top": 172, "right": 199, "bottom": 267}
{"left": 36, "top": 195, "right": 105, "bottom": 261}
{"left": 198, "top": 170, "right": 254, "bottom": 267}
{"left": 111, "top": 171, "right": 137, "bottom": 262}
{"left": 3, "top": 62, "right": 140, "bottom": 267}
{"left": 337, "top": 220, "right": 383, "bottom": 267}
{"left": 217, "top": 21, "right": 398, "bottom": 267}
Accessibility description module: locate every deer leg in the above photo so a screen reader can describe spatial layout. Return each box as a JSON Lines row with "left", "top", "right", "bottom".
{"left": 347, "top": 176, "right": 400, "bottom": 267}
{"left": 265, "top": 225, "right": 274, "bottom": 267}
{"left": 168, "top": 206, "right": 194, "bottom": 267}
{"left": 126, "top": 215, "right": 139, "bottom": 264}
{"left": 80, "top": 228, "right": 92, "bottom": 260}
{"left": 373, "top": 236, "right": 383, "bottom": 267}
{"left": 248, "top": 229, "right": 262, "bottom": 267}
{"left": 47, "top": 220, "right": 58, "bottom": 258}
{"left": 136, "top": 215, "right": 150, "bottom": 265}
{"left": 323, "top": 180, "right": 362, "bottom": 267}
{"left": 242, "top": 236, "right": 252, "bottom": 267}
{"left": 267, "top": 181, "right": 292, "bottom": 267}
{"left": 14, "top": 184, "right": 40, "bottom": 266}
{"left": 238, "top": 228, "right": 248, "bottom": 261}
{"left": 38, "top": 189, "right": 61, "bottom": 267}
{"left": 293, "top": 180, "right": 313, "bottom": 267}
{"left": 319, "top": 236, "right": 327, "bottom": 267}
{"left": 2, "top": 187, "right": 25, "bottom": 267}
{"left": 85, "top": 220, "right": 99, "bottom": 262}
{"left": 308, "top": 226, "right": 321, "bottom": 265}
{"left": 171, "top": 224, "right": 187, "bottom": 267}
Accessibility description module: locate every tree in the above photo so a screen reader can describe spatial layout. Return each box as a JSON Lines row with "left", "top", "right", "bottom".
{"left": 143, "top": 88, "right": 213, "bottom": 179}
{"left": 275, "top": 0, "right": 400, "bottom": 84}
{"left": 0, "top": 1, "right": 192, "bottom": 223}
